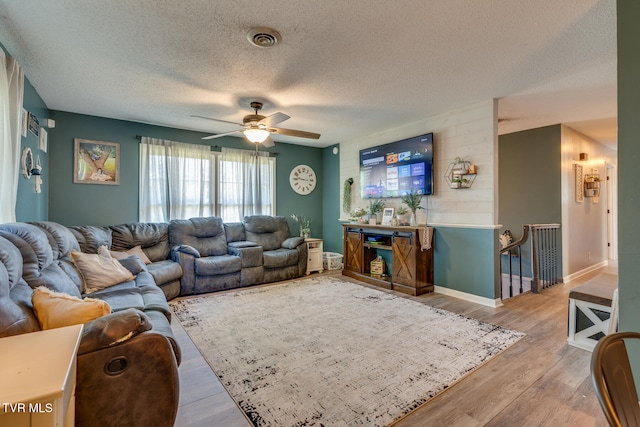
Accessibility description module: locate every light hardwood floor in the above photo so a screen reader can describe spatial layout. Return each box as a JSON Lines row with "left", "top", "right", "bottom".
{"left": 172, "top": 266, "right": 614, "bottom": 426}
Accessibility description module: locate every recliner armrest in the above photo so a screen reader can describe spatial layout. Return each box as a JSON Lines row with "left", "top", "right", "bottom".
{"left": 282, "top": 237, "right": 305, "bottom": 249}
{"left": 171, "top": 244, "right": 200, "bottom": 258}
{"left": 78, "top": 308, "right": 152, "bottom": 355}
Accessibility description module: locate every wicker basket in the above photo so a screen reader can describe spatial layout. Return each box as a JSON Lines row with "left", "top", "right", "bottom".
{"left": 323, "top": 252, "right": 344, "bottom": 270}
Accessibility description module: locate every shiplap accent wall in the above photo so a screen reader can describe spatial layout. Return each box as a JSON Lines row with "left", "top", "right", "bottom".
{"left": 340, "top": 99, "right": 498, "bottom": 226}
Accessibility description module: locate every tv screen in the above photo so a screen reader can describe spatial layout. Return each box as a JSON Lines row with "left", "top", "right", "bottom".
{"left": 360, "top": 132, "right": 433, "bottom": 199}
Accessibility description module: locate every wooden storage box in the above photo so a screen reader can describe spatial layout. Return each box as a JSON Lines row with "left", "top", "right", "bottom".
{"left": 370, "top": 259, "right": 385, "bottom": 276}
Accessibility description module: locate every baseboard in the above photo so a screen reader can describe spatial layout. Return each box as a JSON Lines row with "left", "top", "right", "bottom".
{"left": 434, "top": 285, "right": 503, "bottom": 308}
{"left": 563, "top": 260, "right": 609, "bottom": 284}
{"left": 500, "top": 273, "right": 532, "bottom": 300}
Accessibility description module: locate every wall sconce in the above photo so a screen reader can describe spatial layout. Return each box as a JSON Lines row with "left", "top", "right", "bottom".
{"left": 31, "top": 156, "right": 43, "bottom": 193}
{"left": 579, "top": 153, "right": 588, "bottom": 161}
{"left": 20, "top": 147, "right": 43, "bottom": 193}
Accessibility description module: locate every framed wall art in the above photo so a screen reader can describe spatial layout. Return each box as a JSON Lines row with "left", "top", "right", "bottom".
{"left": 74, "top": 138, "right": 120, "bottom": 185}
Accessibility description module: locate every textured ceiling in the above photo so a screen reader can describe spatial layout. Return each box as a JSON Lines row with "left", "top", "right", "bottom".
{"left": 0, "top": 0, "right": 617, "bottom": 149}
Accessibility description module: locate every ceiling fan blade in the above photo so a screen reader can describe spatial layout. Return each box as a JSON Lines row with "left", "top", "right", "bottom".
{"left": 259, "top": 112, "right": 290, "bottom": 127}
{"left": 270, "top": 127, "right": 321, "bottom": 139}
{"left": 191, "top": 115, "right": 243, "bottom": 126}
{"left": 201, "top": 130, "right": 242, "bottom": 140}
{"left": 261, "top": 135, "right": 275, "bottom": 148}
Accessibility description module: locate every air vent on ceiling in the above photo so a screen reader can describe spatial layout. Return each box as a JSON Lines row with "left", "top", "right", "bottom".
{"left": 247, "top": 27, "right": 281, "bottom": 48}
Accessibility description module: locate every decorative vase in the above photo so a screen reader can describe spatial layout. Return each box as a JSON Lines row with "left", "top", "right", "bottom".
{"left": 409, "top": 212, "right": 417, "bottom": 226}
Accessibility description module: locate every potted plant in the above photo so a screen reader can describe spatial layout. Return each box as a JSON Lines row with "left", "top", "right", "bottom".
{"left": 367, "top": 199, "right": 386, "bottom": 224}
{"left": 395, "top": 206, "right": 409, "bottom": 225}
{"left": 291, "top": 214, "right": 311, "bottom": 238}
{"left": 350, "top": 207, "right": 367, "bottom": 224}
{"left": 400, "top": 190, "right": 424, "bottom": 226}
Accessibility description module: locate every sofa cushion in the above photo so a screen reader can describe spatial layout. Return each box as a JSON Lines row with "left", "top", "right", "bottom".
{"left": 263, "top": 248, "right": 299, "bottom": 269}
{"left": 29, "top": 221, "right": 80, "bottom": 260}
{"left": 243, "top": 216, "right": 290, "bottom": 251}
{"left": 110, "top": 245, "right": 152, "bottom": 264}
{"left": 110, "top": 223, "right": 170, "bottom": 262}
{"left": 70, "top": 248, "right": 135, "bottom": 294}
{"left": 87, "top": 282, "right": 145, "bottom": 313}
{"left": 169, "top": 217, "right": 228, "bottom": 256}
{"left": 32, "top": 286, "right": 111, "bottom": 330}
{"left": 0, "top": 236, "right": 40, "bottom": 337}
{"left": 147, "top": 259, "right": 183, "bottom": 285}
{"left": 68, "top": 225, "right": 112, "bottom": 254}
{"left": 0, "top": 223, "right": 82, "bottom": 297}
{"left": 224, "top": 222, "right": 246, "bottom": 243}
{"left": 195, "top": 255, "right": 242, "bottom": 276}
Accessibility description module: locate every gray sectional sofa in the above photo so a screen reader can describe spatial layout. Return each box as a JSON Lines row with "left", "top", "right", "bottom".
{"left": 0, "top": 214, "right": 306, "bottom": 426}
{"left": 170, "top": 215, "right": 307, "bottom": 295}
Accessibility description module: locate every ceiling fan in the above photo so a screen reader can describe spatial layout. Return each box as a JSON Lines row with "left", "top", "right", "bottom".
{"left": 194, "top": 102, "right": 321, "bottom": 147}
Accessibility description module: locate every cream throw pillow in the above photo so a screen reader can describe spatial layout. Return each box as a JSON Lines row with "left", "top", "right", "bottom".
{"left": 32, "top": 286, "right": 111, "bottom": 330}
{"left": 109, "top": 245, "right": 152, "bottom": 265}
{"left": 70, "top": 248, "right": 135, "bottom": 294}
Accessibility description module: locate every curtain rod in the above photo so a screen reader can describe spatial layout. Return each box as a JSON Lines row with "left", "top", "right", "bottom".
{"left": 136, "top": 135, "right": 278, "bottom": 156}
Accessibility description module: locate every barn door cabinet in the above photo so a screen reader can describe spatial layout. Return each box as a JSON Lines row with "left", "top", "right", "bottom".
{"left": 342, "top": 224, "right": 433, "bottom": 296}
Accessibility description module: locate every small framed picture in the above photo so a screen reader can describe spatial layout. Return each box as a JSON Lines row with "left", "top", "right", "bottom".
{"left": 74, "top": 138, "right": 120, "bottom": 185}
{"left": 382, "top": 208, "right": 395, "bottom": 225}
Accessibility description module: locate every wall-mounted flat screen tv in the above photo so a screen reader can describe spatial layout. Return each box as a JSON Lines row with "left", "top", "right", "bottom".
{"left": 360, "top": 132, "right": 433, "bottom": 199}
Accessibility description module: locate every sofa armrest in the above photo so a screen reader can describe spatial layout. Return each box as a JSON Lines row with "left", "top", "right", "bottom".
{"left": 171, "top": 244, "right": 200, "bottom": 258}
{"left": 282, "top": 236, "right": 305, "bottom": 249}
{"left": 78, "top": 308, "right": 152, "bottom": 355}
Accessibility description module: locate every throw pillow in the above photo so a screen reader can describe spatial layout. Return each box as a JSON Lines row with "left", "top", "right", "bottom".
{"left": 70, "top": 248, "right": 135, "bottom": 294}
{"left": 32, "top": 286, "right": 112, "bottom": 330}
{"left": 109, "top": 245, "right": 152, "bottom": 264}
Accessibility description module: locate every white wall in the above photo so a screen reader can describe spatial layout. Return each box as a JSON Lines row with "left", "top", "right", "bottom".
{"left": 561, "top": 125, "right": 617, "bottom": 280}
{"left": 340, "top": 99, "right": 498, "bottom": 226}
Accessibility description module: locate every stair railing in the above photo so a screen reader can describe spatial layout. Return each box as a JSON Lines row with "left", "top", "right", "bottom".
{"left": 500, "top": 225, "right": 529, "bottom": 298}
{"left": 499, "top": 223, "right": 561, "bottom": 297}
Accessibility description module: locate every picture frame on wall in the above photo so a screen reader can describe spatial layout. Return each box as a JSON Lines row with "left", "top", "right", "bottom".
{"left": 73, "top": 138, "right": 120, "bottom": 185}
{"left": 39, "top": 128, "right": 47, "bottom": 152}
{"left": 21, "top": 108, "right": 27, "bottom": 137}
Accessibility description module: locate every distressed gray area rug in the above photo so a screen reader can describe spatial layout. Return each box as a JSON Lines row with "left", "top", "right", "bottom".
{"left": 170, "top": 276, "right": 524, "bottom": 426}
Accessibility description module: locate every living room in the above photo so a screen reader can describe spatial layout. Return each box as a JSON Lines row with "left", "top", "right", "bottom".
{"left": 2, "top": 1, "right": 640, "bottom": 426}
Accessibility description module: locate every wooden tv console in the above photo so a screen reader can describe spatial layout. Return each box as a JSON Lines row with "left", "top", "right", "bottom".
{"left": 342, "top": 223, "right": 434, "bottom": 296}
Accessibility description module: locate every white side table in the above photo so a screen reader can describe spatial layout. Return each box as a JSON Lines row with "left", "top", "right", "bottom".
{"left": 305, "top": 238, "right": 324, "bottom": 275}
{"left": 0, "top": 324, "right": 83, "bottom": 427}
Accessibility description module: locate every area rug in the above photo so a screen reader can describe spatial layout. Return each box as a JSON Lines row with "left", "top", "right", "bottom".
{"left": 170, "top": 276, "right": 524, "bottom": 426}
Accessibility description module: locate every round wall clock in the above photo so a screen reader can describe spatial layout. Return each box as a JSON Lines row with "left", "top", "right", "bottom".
{"left": 289, "top": 164, "right": 317, "bottom": 195}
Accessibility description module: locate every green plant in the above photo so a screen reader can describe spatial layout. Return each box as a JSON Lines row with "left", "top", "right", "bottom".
{"left": 342, "top": 178, "right": 354, "bottom": 213}
{"left": 291, "top": 214, "right": 311, "bottom": 237}
{"left": 400, "top": 190, "right": 424, "bottom": 214}
{"left": 350, "top": 207, "right": 367, "bottom": 221}
{"left": 396, "top": 206, "right": 408, "bottom": 216}
{"left": 367, "top": 199, "right": 385, "bottom": 215}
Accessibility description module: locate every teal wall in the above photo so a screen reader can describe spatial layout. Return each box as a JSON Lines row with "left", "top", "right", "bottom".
{"left": 498, "top": 125, "right": 563, "bottom": 278}
{"left": 322, "top": 144, "right": 343, "bottom": 254}
{"left": 433, "top": 226, "right": 500, "bottom": 300}
{"left": 16, "top": 78, "right": 50, "bottom": 221}
{"left": 617, "top": 0, "right": 640, "bottom": 377}
{"left": 48, "top": 111, "right": 324, "bottom": 233}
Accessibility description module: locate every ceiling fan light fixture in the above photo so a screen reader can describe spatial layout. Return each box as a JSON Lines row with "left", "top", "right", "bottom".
{"left": 244, "top": 128, "right": 270, "bottom": 143}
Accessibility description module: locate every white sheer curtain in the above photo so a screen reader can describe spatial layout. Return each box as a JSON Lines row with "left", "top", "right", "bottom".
{"left": 139, "top": 137, "right": 214, "bottom": 222}
{"left": 0, "top": 50, "right": 24, "bottom": 223}
{"left": 219, "top": 147, "right": 275, "bottom": 222}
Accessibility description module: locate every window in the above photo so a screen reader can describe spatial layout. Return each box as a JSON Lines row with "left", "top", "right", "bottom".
{"left": 218, "top": 147, "right": 276, "bottom": 222}
{"left": 140, "top": 139, "right": 275, "bottom": 222}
